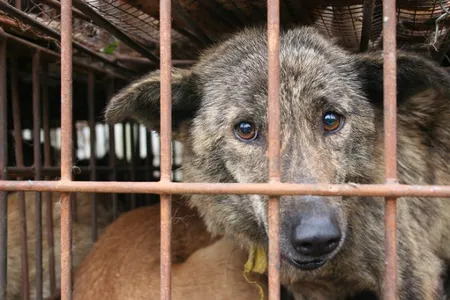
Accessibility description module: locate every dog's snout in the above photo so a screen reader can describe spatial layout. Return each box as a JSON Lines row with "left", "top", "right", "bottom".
{"left": 291, "top": 214, "right": 341, "bottom": 257}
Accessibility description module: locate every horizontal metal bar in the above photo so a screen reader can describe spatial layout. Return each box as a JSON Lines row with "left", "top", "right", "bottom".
{"left": 1, "top": 181, "right": 450, "bottom": 197}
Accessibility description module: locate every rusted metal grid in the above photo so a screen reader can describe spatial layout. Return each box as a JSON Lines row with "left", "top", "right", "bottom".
{"left": 0, "top": 2, "right": 170, "bottom": 300}
{"left": 0, "top": 1, "right": 450, "bottom": 300}
{"left": 0, "top": 50, "right": 163, "bottom": 300}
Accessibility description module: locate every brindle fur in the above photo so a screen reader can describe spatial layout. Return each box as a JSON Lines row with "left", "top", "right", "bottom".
{"left": 104, "top": 26, "right": 450, "bottom": 299}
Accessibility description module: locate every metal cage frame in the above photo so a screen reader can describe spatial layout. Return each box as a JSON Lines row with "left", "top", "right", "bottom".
{"left": 1, "top": 0, "right": 450, "bottom": 299}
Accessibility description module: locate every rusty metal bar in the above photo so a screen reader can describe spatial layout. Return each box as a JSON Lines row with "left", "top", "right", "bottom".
{"left": 135, "top": 125, "right": 141, "bottom": 202}
{"left": 60, "top": 0, "right": 73, "bottom": 298}
{"left": 72, "top": 0, "right": 159, "bottom": 63}
{"left": 0, "top": 2, "right": 136, "bottom": 75}
{"left": 121, "top": 123, "right": 129, "bottom": 203}
{"left": 130, "top": 123, "right": 136, "bottom": 209}
{"left": 383, "top": 0, "right": 398, "bottom": 298}
{"left": 108, "top": 123, "right": 118, "bottom": 218}
{"left": 11, "top": 57, "right": 31, "bottom": 300}
{"left": 32, "top": 50, "right": 43, "bottom": 300}
{"left": 88, "top": 72, "right": 98, "bottom": 242}
{"left": 1, "top": 181, "right": 450, "bottom": 197}
{"left": 41, "top": 64, "right": 56, "bottom": 296}
{"left": 71, "top": 126, "right": 77, "bottom": 223}
{"left": 107, "top": 79, "right": 118, "bottom": 219}
{"left": 360, "top": 0, "right": 376, "bottom": 52}
{"left": 40, "top": 0, "right": 91, "bottom": 22}
{"left": 0, "top": 32, "right": 7, "bottom": 300}
{"left": 267, "top": 0, "right": 281, "bottom": 299}
{"left": 160, "top": 0, "right": 173, "bottom": 299}
{"left": 2, "top": 32, "right": 130, "bottom": 80}
{"left": 145, "top": 130, "right": 154, "bottom": 203}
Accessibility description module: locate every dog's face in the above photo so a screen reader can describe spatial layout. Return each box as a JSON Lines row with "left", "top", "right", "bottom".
{"left": 105, "top": 27, "right": 447, "bottom": 274}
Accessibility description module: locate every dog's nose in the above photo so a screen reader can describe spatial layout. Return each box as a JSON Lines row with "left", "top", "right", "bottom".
{"left": 291, "top": 215, "right": 341, "bottom": 257}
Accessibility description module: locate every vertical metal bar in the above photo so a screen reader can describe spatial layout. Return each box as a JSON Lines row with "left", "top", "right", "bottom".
{"left": 122, "top": 122, "right": 128, "bottom": 204}
{"left": 71, "top": 124, "right": 77, "bottom": 222}
{"left": 88, "top": 72, "right": 98, "bottom": 242}
{"left": 0, "top": 34, "right": 8, "bottom": 300}
{"left": 60, "top": 0, "right": 74, "bottom": 298}
{"left": 145, "top": 130, "right": 153, "bottom": 203}
{"left": 42, "top": 63, "right": 56, "bottom": 295}
{"left": 134, "top": 125, "right": 140, "bottom": 205}
{"left": 107, "top": 79, "right": 118, "bottom": 219}
{"left": 11, "top": 58, "right": 30, "bottom": 300}
{"left": 382, "top": 0, "right": 398, "bottom": 298}
{"left": 129, "top": 123, "right": 136, "bottom": 209}
{"left": 360, "top": 0, "right": 376, "bottom": 52}
{"left": 160, "top": 0, "right": 172, "bottom": 298}
{"left": 267, "top": 0, "right": 281, "bottom": 299}
{"left": 32, "top": 50, "right": 43, "bottom": 300}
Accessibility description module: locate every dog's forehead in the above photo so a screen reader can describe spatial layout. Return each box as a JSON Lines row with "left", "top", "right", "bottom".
{"left": 193, "top": 27, "right": 356, "bottom": 114}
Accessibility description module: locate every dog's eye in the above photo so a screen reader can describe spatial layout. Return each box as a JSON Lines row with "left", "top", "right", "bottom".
{"left": 234, "top": 121, "right": 258, "bottom": 141}
{"left": 323, "top": 112, "right": 344, "bottom": 133}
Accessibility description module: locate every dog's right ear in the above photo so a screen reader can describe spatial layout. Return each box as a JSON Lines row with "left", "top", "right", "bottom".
{"left": 105, "top": 68, "right": 200, "bottom": 133}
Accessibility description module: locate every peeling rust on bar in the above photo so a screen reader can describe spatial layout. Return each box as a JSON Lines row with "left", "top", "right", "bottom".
{"left": 60, "top": 0, "right": 73, "bottom": 298}
{"left": 88, "top": 72, "right": 98, "bottom": 243}
{"left": 267, "top": 0, "right": 281, "bottom": 299}
{"left": 383, "top": 0, "right": 398, "bottom": 298}
{"left": 160, "top": 0, "right": 173, "bottom": 299}
{"left": 32, "top": 50, "right": 43, "bottom": 300}
{"left": 11, "top": 57, "right": 30, "bottom": 300}
{"left": 0, "top": 32, "right": 7, "bottom": 300}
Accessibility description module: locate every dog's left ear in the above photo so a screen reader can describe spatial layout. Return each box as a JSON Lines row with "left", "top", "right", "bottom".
{"left": 354, "top": 52, "right": 450, "bottom": 115}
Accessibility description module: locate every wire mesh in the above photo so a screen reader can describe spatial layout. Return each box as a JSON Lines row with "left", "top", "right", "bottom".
{"left": 1, "top": 0, "right": 450, "bottom": 62}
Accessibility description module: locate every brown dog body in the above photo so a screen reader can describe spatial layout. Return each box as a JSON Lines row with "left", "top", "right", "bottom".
{"left": 73, "top": 198, "right": 267, "bottom": 300}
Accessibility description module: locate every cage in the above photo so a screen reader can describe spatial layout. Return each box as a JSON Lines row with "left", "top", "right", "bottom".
{"left": 0, "top": 0, "right": 449, "bottom": 299}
